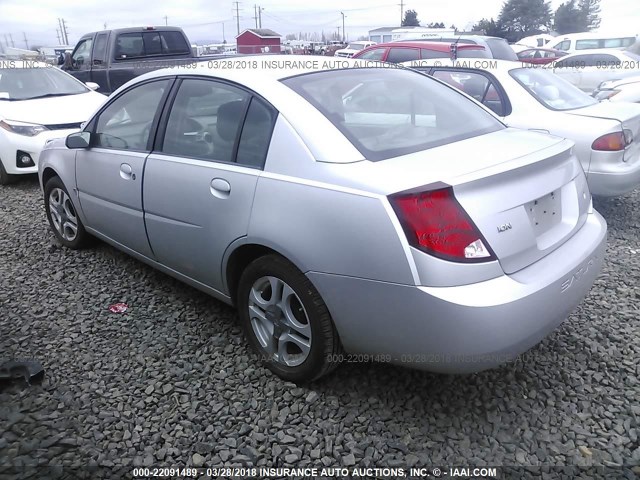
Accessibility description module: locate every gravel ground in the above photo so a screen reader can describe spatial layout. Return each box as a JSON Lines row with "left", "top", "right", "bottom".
{"left": 1, "top": 176, "right": 639, "bottom": 478}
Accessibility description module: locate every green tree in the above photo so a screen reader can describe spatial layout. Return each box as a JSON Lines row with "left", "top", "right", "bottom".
{"left": 472, "top": 18, "right": 507, "bottom": 38}
{"left": 578, "top": 0, "right": 601, "bottom": 30}
{"left": 554, "top": 0, "right": 584, "bottom": 34}
{"left": 402, "top": 9, "right": 420, "bottom": 26}
{"left": 498, "top": 0, "right": 552, "bottom": 42}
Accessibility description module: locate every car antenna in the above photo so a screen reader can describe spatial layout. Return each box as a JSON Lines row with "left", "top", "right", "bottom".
{"left": 450, "top": 34, "right": 461, "bottom": 62}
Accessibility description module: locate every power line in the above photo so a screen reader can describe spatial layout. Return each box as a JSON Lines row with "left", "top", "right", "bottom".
{"left": 233, "top": 1, "right": 241, "bottom": 36}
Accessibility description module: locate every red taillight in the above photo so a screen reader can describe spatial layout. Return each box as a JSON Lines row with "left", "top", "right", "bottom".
{"left": 390, "top": 187, "right": 494, "bottom": 262}
{"left": 592, "top": 132, "right": 626, "bottom": 151}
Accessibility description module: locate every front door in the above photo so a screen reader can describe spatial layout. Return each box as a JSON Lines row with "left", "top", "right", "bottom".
{"left": 76, "top": 78, "right": 172, "bottom": 257}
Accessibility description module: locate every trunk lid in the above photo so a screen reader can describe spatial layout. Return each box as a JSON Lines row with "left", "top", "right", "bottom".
{"left": 372, "top": 129, "right": 590, "bottom": 275}
{"left": 566, "top": 101, "right": 640, "bottom": 165}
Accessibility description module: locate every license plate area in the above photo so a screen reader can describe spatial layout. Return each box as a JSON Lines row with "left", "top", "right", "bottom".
{"left": 526, "top": 189, "right": 562, "bottom": 235}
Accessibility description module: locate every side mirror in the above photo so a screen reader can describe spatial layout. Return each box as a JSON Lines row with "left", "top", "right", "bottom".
{"left": 85, "top": 82, "right": 100, "bottom": 91}
{"left": 66, "top": 131, "right": 91, "bottom": 149}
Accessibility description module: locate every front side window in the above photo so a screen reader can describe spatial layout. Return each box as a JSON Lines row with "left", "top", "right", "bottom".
{"left": 94, "top": 80, "right": 169, "bottom": 150}
{"left": 357, "top": 48, "right": 386, "bottom": 60}
{"left": 553, "top": 40, "right": 571, "bottom": 51}
{"left": 283, "top": 68, "right": 503, "bottom": 161}
{"left": 510, "top": 68, "right": 597, "bottom": 111}
{"left": 72, "top": 38, "right": 93, "bottom": 67}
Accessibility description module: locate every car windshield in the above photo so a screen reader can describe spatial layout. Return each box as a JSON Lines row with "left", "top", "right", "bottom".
{"left": 510, "top": 67, "right": 597, "bottom": 111}
{"left": 0, "top": 67, "right": 87, "bottom": 101}
{"left": 347, "top": 43, "right": 366, "bottom": 50}
{"left": 282, "top": 68, "right": 503, "bottom": 161}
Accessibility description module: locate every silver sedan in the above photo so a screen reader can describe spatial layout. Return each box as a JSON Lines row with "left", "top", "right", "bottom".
{"left": 38, "top": 57, "right": 607, "bottom": 381}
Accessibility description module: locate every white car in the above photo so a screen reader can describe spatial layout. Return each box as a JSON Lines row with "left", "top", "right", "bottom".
{"left": 593, "top": 75, "right": 640, "bottom": 103}
{"left": 550, "top": 49, "right": 640, "bottom": 92}
{"left": 0, "top": 61, "right": 106, "bottom": 184}
{"left": 334, "top": 41, "right": 376, "bottom": 58}
{"left": 406, "top": 59, "right": 640, "bottom": 197}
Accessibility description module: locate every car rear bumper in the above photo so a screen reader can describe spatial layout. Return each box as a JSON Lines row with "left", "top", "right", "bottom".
{"left": 308, "top": 211, "right": 607, "bottom": 373}
{"left": 588, "top": 150, "right": 640, "bottom": 197}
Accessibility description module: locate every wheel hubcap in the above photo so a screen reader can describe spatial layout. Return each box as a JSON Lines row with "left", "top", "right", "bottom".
{"left": 248, "top": 276, "right": 311, "bottom": 367}
{"left": 48, "top": 188, "right": 78, "bottom": 242}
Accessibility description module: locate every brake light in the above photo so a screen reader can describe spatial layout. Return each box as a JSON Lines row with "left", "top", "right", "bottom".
{"left": 144, "top": 26, "right": 156, "bottom": 30}
{"left": 592, "top": 132, "right": 626, "bottom": 151}
{"left": 390, "top": 187, "right": 494, "bottom": 262}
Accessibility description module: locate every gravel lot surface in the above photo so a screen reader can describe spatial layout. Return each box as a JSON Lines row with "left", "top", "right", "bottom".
{"left": 1, "top": 176, "right": 639, "bottom": 478}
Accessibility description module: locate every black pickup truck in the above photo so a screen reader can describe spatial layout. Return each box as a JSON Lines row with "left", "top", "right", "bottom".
{"left": 62, "top": 26, "right": 197, "bottom": 94}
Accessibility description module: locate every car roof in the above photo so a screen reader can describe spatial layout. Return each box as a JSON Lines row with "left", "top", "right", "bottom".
{"left": 362, "top": 41, "right": 485, "bottom": 51}
{"left": 560, "top": 49, "right": 631, "bottom": 57}
{"left": 136, "top": 55, "right": 401, "bottom": 83}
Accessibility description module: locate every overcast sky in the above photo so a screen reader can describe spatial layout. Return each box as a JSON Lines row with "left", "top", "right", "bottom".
{"left": 0, "top": 0, "right": 638, "bottom": 48}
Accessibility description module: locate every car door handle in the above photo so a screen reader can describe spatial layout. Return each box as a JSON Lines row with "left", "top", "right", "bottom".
{"left": 210, "top": 178, "right": 231, "bottom": 198}
{"left": 120, "top": 163, "right": 135, "bottom": 180}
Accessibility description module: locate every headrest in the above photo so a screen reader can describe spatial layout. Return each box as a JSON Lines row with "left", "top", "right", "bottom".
{"left": 217, "top": 100, "right": 245, "bottom": 141}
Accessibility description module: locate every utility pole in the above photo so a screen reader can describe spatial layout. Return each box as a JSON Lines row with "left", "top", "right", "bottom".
{"left": 9, "top": 34, "right": 15, "bottom": 48}
{"left": 253, "top": 5, "right": 258, "bottom": 28}
{"left": 23, "top": 32, "right": 29, "bottom": 50}
{"left": 61, "top": 18, "right": 69, "bottom": 44}
{"left": 163, "top": 15, "right": 168, "bottom": 26}
{"left": 340, "top": 12, "right": 345, "bottom": 42}
{"left": 233, "top": 1, "right": 240, "bottom": 36}
{"left": 56, "top": 28, "right": 61, "bottom": 44}
{"left": 258, "top": 7, "right": 263, "bottom": 28}
{"left": 222, "top": 22, "right": 226, "bottom": 43}
{"left": 336, "top": 26, "right": 340, "bottom": 41}
{"left": 399, "top": 0, "right": 404, "bottom": 26}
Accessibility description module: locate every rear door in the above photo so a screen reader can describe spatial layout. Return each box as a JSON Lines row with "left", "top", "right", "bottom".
{"left": 143, "top": 77, "right": 277, "bottom": 292}
{"left": 76, "top": 78, "right": 172, "bottom": 257}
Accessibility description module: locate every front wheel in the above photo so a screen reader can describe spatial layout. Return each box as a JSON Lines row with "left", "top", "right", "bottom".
{"left": 44, "top": 176, "right": 92, "bottom": 249}
{"left": 237, "top": 254, "right": 343, "bottom": 382}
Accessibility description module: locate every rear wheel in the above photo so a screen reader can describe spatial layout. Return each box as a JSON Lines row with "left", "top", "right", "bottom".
{"left": 0, "top": 159, "right": 16, "bottom": 185}
{"left": 237, "top": 254, "right": 342, "bottom": 382}
{"left": 44, "top": 176, "right": 91, "bottom": 249}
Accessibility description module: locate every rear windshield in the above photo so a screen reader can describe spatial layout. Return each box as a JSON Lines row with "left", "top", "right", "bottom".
{"left": 282, "top": 68, "right": 503, "bottom": 161}
{"left": 485, "top": 38, "right": 519, "bottom": 61}
{"left": 115, "top": 31, "right": 190, "bottom": 59}
{"left": 510, "top": 67, "right": 597, "bottom": 111}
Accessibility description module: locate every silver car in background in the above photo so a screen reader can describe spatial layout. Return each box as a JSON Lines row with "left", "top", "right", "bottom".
{"left": 38, "top": 58, "right": 606, "bottom": 381}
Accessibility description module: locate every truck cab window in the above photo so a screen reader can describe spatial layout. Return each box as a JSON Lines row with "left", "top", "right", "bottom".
{"left": 72, "top": 39, "right": 93, "bottom": 68}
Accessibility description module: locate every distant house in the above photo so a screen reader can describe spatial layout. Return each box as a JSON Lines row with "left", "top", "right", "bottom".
{"left": 368, "top": 27, "right": 396, "bottom": 44}
{"left": 236, "top": 28, "right": 281, "bottom": 54}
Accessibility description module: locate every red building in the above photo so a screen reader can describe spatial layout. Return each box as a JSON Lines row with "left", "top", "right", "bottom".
{"left": 236, "top": 28, "right": 282, "bottom": 54}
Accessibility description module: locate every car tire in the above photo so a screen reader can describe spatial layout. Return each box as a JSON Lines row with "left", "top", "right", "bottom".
{"left": 44, "top": 176, "right": 92, "bottom": 249}
{"left": 237, "top": 254, "right": 343, "bottom": 382}
{"left": 0, "top": 159, "right": 16, "bottom": 185}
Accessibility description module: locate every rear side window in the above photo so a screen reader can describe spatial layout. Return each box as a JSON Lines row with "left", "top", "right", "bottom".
{"left": 93, "top": 33, "right": 108, "bottom": 65}
{"left": 236, "top": 98, "right": 277, "bottom": 168}
{"left": 420, "top": 49, "right": 448, "bottom": 59}
{"left": 386, "top": 48, "right": 420, "bottom": 63}
{"left": 160, "top": 31, "right": 191, "bottom": 54}
{"left": 433, "top": 70, "right": 507, "bottom": 116}
{"left": 283, "top": 68, "right": 503, "bottom": 161}
{"left": 485, "top": 38, "right": 518, "bottom": 60}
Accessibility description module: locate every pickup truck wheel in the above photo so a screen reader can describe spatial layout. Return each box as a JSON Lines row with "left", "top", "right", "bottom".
{"left": 44, "top": 176, "right": 92, "bottom": 249}
{"left": 237, "top": 254, "right": 343, "bottom": 382}
{"left": 0, "top": 160, "right": 16, "bottom": 185}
